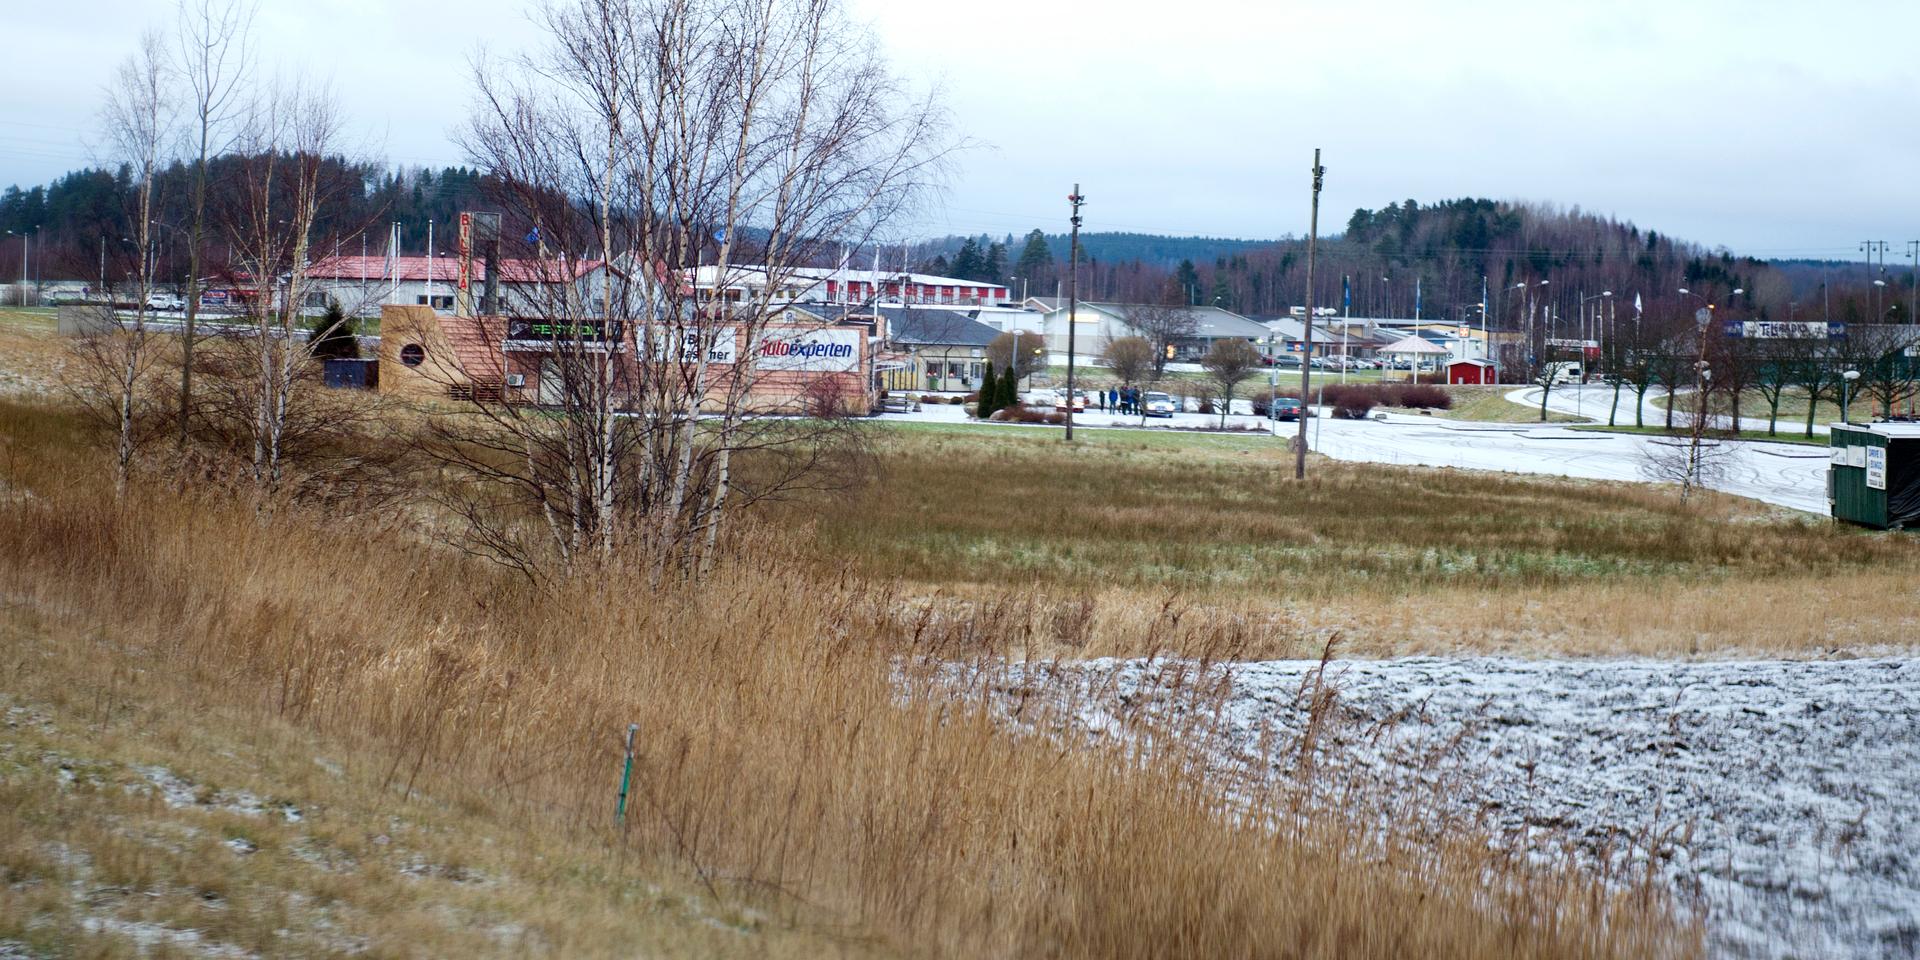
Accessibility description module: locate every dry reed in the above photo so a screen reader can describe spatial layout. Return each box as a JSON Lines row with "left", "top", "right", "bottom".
{"left": 0, "top": 398, "right": 1704, "bottom": 958}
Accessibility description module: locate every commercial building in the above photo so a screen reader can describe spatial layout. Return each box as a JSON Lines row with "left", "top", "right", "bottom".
{"left": 303, "top": 255, "right": 616, "bottom": 318}
{"left": 1036, "top": 301, "right": 1268, "bottom": 360}
{"left": 868, "top": 306, "right": 1001, "bottom": 392}
{"left": 376, "top": 303, "right": 876, "bottom": 414}
{"left": 689, "top": 266, "right": 1009, "bottom": 308}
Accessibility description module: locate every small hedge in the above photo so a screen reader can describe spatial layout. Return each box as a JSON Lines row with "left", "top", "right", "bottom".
{"left": 990, "top": 403, "right": 1067, "bottom": 425}
{"left": 1318, "top": 383, "right": 1453, "bottom": 412}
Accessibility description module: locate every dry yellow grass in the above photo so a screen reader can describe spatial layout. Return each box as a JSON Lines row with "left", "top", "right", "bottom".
{"left": 0, "top": 398, "right": 1698, "bottom": 959}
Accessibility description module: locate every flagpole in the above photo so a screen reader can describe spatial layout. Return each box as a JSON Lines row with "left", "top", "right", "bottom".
{"left": 1340, "top": 274, "right": 1350, "bottom": 384}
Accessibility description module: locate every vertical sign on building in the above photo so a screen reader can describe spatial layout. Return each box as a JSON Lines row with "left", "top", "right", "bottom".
{"left": 1866, "top": 445, "right": 1887, "bottom": 491}
{"left": 455, "top": 211, "right": 474, "bottom": 317}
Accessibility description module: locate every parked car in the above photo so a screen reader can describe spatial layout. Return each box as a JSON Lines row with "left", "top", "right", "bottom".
{"left": 1051, "top": 389, "right": 1088, "bottom": 413}
{"left": 145, "top": 293, "right": 184, "bottom": 311}
{"left": 1350, "top": 358, "right": 1377, "bottom": 370}
{"left": 1273, "top": 354, "right": 1304, "bottom": 368}
{"left": 1142, "top": 391, "right": 1177, "bottom": 418}
{"left": 1268, "top": 397, "right": 1307, "bottom": 421}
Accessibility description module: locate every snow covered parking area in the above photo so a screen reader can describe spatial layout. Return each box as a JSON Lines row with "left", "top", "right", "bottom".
{"left": 1040, "top": 656, "right": 1920, "bottom": 960}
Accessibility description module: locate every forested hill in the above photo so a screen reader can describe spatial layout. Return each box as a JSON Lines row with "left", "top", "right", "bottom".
{"left": 2, "top": 155, "right": 1901, "bottom": 325}
{"left": 914, "top": 232, "right": 1276, "bottom": 270}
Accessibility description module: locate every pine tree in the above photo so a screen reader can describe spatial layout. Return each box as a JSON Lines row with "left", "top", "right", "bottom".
{"left": 983, "top": 242, "right": 1006, "bottom": 285}
{"left": 1015, "top": 229, "right": 1053, "bottom": 291}
{"left": 309, "top": 299, "right": 359, "bottom": 360}
{"left": 999, "top": 360, "right": 1021, "bottom": 409}
{"left": 978, "top": 362, "right": 999, "bottom": 418}
{"left": 951, "top": 237, "right": 983, "bottom": 281}
{"left": 1174, "top": 259, "right": 1201, "bottom": 303}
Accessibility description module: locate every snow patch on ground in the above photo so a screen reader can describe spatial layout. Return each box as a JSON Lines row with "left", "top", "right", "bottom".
{"left": 1009, "top": 656, "right": 1920, "bottom": 960}
{"left": 78, "top": 917, "right": 260, "bottom": 959}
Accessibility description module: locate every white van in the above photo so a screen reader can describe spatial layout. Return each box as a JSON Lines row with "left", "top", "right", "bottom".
{"left": 1549, "top": 363, "right": 1583, "bottom": 385}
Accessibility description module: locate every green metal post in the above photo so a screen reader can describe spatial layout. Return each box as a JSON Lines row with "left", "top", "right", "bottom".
{"left": 614, "top": 723, "right": 637, "bottom": 826}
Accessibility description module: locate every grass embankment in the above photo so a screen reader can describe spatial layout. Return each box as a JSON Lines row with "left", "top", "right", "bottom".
{"left": 0, "top": 611, "right": 858, "bottom": 959}
{"left": 813, "top": 423, "right": 1920, "bottom": 657}
{"left": 1659, "top": 387, "right": 1852, "bottom": 432}
{"left": 1383, "top": 385, "right": 1584, "bottom": 423}
{"left": 0, "top": 400, "right": 1697, "bottom": 959}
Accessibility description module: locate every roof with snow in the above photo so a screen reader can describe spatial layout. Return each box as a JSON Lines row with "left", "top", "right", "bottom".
{"left": 689, "top": 265, "right": 1005, "bottom": 292}
{"left": 1067, "top": 302, "right": 1270, "bottom": 340}
{"left": 873, "top": 307, "right": 1001, "bottom": 348}
{"left": 1381, "top": 334, "right": 1452, "bottom": 355}
{"left": 307, "top": 255, "right": 606, "bottom": 284}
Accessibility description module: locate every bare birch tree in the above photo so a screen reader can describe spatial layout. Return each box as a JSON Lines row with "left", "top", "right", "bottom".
{"left": 70, "top": 30, "right": 177, "bottom": 493}
{"left": 173, "top": 0, "right": 255, "bottom": 451}
{"left": 212, "top": 82, "right": 357, "bottom": 492}
{"left": 431, "top": 0, "right": 948, "bottom": 578}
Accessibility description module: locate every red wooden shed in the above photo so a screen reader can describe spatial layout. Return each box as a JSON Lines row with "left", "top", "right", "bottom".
{"left": 1446, "top": 358, "right": 1497, "bottom": 385}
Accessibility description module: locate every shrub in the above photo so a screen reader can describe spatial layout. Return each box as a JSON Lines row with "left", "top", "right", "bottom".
{"left": 1399, "top": 385, "right": 1452, "bottom": 410}
{"left": 949, "top": 396, "right": 967, "bottom": 405}
{"left": 992, "top": 403, "right": 1067, "bottom": 425}
{"left": 1333, "top": 395, "right": 1378, "bottom": 419}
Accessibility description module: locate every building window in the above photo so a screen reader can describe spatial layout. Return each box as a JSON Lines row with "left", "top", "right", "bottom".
{"left": 415, "top": 294, "right": 453, "bottom": 310}
{"left": 400, "top": 344, "right": 425, "bottom": 367}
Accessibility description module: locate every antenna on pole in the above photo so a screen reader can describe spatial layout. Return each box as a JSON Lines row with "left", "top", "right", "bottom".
{"left": 1296, "top": 150, "right": 1323, "bottom": 480}
{"left": 1064, "top": 186, "right": 1086, "bottom": 442}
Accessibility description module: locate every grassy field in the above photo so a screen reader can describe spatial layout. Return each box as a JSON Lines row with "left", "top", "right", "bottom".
{"left": 0, "top": 397, "right": 1698, "bottom": 959}
{"left": 1660, "top": 386, "right": 1854, "bottom": 431}
{"left": 815, "top": 421, "right": 1919, "bottom": 657}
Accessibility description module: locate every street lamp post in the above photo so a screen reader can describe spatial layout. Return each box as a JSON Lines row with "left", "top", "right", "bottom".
{"left": 4, "top": 230, "right": 29, "bottom": 307}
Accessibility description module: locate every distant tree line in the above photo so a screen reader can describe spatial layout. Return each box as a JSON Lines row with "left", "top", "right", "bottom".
{"left": 0, "top": 160, "right": 520, "bottom": 289}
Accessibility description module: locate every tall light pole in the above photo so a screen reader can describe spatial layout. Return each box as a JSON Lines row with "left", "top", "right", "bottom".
{"left": 1296, "top": 150, "right": 1323, "bottom": 481}
{"left": 1064, "top": 186, "right": 1085, "bottom": 442}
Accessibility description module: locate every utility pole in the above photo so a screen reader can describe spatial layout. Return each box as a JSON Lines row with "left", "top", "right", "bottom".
{"left": 1296, "top": 149, "right": 1323, "bottom": 481}
{"left": 1862, "top": 240, "right": 1889, "bottom": 319}
{"left": 1907, "top": 240, "right": 1919, "bottom": 323}
{"left": 1064, "top": 185, "right": 1085, "bottom": 442}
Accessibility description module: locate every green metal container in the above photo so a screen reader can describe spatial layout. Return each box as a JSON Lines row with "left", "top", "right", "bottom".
{"left": 1827, "top": 423, "right": 1920, "bottom": 528}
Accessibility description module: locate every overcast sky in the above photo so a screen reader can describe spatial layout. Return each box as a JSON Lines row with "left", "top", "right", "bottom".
{"left": 3, "top": 0, "right": 1915, "bottom": 258}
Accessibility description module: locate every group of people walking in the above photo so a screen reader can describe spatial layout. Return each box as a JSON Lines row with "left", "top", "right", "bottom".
{"left": 1095, "top": 386, "right": 1145, "bottom": 415}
